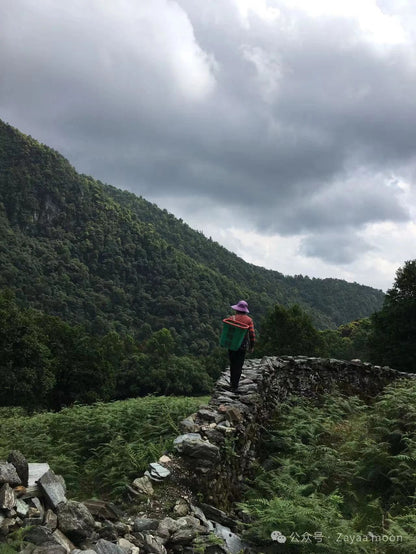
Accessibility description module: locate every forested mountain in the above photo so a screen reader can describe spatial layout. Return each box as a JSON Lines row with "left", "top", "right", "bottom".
{"left": 0, "top": 119, "right": 384, "bottom": 354}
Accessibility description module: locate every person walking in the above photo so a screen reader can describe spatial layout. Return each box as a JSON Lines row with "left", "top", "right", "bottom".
{"left": 228, "top": 300, "right": 255, "bottom": 392}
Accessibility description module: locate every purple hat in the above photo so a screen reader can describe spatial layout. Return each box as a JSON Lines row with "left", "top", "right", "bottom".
{"left": 231, "top": 300, "right": 249, "bottom": 313}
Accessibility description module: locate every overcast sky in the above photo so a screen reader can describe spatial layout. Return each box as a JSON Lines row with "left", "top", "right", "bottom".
{"left": 1, "top": 0, "right": 416, "bottom": 291}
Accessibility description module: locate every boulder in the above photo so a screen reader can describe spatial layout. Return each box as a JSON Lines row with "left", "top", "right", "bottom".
{"left": 37, "top": 470, "right": 67, "bottom": 510}
{"left": 0, "top": 462, "right": 21, "bottom": 487}
{"left": 57, "top": 500, "right": 95, "bottom": 543}
{"left": 131, "top": 476, "right": 154, "bottom": 496}
{"left": 8, "top": 451, "right": 29, "bottom": 486}
{"left": 173, "top": 435, "right": 220, "bottom": 462}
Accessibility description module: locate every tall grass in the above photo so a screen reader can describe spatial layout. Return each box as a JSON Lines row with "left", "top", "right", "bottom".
{"left": 0, "top": 395, "right": 207, "bottom": 500}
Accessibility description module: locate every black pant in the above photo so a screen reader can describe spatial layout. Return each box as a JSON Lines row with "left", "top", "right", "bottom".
{"left": 228, "top": 348, "right": 246, "bottom": 389}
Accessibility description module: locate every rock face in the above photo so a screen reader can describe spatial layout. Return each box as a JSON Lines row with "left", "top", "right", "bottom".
{"left": 0, "top": 357, "right": 411, "bottom": 554}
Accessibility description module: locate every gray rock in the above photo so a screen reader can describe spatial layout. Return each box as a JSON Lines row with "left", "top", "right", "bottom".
{"left": 0, "top": 483, "right": 16, "bottom": 510}
{"left": 179, "top": 416, "right": 200, "bottom": 433}
{"left": 51, "top": 529, "right": 75, "bottom": 553}
{"left": 212, "top": 522, "right": 245, "bottom": 554}
{"left": 93, "top": 539, "right": 126, "bottom": 554}
{"left": 156, "top": 516, "right": 180, "bottom": 539}
{"left": 44, "top": 509, "right": 58, "bottom": 531}
{"left": 24, "top": 526, "right": 56, "bottom": 546}
{"left": 0, "top": 462, "right": 22, "bottom": 487}
{"left": 203, "top": 429, "right": 225, "bottom": 444}
{"left": 190, "top": 505, "right": 211, "bottom": 529}
{"left": 117, "top": 537, "right": 137, "bottom": 552}
{"left": 173, "top": 435, "right": 220, "bottom": 462}
{"left": 32, "top": 496, "right": 45, "bottom": 521}
{"left": 169, "top": 527, "right": 198, "bottom": 545}
{"left": 199, "top": 504, "right": 235, "bottom": 528}
{"left": 57, "top": 500, "right": 95, "bottom": 543}
{"left": 173, "top": 498, "right": 189, "bottom": 517}
{"left": 37, "top": 470, "right": 67, "bottom": 510}
{"left": 148, "top": 463, "right": 170, "bottom": 480}
{"left": 133, "top": 518, "right": 159, "bottom": 532}
{"left": 98, "top": 521, "right": 118, "bottom": 542}
{"left": 16, "top": 498, "right": 30, "bottom": 518}
{"left": 197, "top": 409, "right": 224, "bottom": 423}
{"left": 8, "top": 450, "right": 29, "bottom": 486}
{"left": 131, "top": 475, "right": 154, "bottom": 496}
{"left": 7, "top": 450, "right": 29, "bottom": 487}
{"left": 143, "top": 534, "right": 167, "bottom": 554}
{"left": 144, "top": 470, "right": 162, "bottom": 482}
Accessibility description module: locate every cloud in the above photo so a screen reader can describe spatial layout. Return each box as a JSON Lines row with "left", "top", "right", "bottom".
{"left": 1, "top": 0, "right": 416, "bottom": 287}
{"left": 299, "top": 233, "right": 374, "bottom": 265}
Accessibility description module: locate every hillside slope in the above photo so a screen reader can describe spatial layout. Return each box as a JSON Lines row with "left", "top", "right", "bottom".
{"left": 0, "top": 120, "right": 384, "bottom": 353}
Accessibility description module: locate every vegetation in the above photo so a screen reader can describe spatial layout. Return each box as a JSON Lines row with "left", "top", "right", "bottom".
{"left": 370, "top": 260, "right": 416, "bottom": 372}
{"left": 254, "top": 302, "right": 372, "bottom": 362}
{"left": 0, "top": 290, "right": 219, "bottom": 410}
{"left": 321, "top": 318, "right": 373, "bottom": 362}
{"left": 0, "top": 395, "right": 207, "bottom": 500}
{"left": 256, "top": 303, "right": 325, "bottom": 357}
{"left": 239, "top": 381, "right": 416, "bottom": 552}
{"left": 0, "top": 118, "right": 384, "bottom": 363}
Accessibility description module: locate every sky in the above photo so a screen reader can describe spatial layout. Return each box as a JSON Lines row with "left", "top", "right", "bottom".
{"left": 1, "top": 0, "right": 416, "bottom": 291}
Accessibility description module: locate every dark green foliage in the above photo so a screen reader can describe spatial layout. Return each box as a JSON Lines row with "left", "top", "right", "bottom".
{"left": 370, "top": 260, "right": 416, "bottom": 372}
{"left": 0, "top": 291, "right": 55, "bottom": 410}
{"left": 320, "top": 318, "right": 373, "bottom": 361}
{"left": 239, "top": 382, "right": 416, "bottom": 552}
{"left": 0, "top": 119, "right": 384, "bottom": 359}
{"left": 256, "top": 303, "right": 325, "bottom": 357}
{"left": 0, "top": 292, "right": 211, "bottom": 409}
{"left": 0, "top": 395, "right": 207, "bottom": 500}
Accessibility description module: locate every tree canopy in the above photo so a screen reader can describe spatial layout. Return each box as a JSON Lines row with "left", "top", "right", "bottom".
{"left": 256, "top": 304, "right": 325, "bottom": 357}
{"left": 370, "top": 260, "right": 416, "bottom": 372}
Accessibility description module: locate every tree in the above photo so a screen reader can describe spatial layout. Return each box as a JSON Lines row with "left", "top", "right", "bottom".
{"left": 0, "top": 291, "right": 55, "bottom": 410}
{"left": 256, "top": 304, "right": 324, "bottom": 357}
{"left": 320, "top": 318, "right": 372, "bottom": 361}
{"left": 370, "top": 260, "right": 416, "bottom": 372}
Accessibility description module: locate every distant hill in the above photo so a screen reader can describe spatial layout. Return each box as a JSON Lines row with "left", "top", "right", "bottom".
{"left": 0, "top": 119, "right": 384, "bottom": 354}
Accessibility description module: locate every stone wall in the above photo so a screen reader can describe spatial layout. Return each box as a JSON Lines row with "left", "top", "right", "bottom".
{"left": 173, "top": 356, "right": 415, "bottom": 509}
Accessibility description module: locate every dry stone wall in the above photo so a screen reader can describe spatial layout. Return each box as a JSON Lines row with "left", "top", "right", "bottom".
{"left": 174, "top": 356, "right": 415, "bottom": 509}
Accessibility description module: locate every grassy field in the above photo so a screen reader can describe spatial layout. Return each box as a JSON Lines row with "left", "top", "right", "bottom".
{"left": 0, "top": 395, "right": 207, "bottom": 500}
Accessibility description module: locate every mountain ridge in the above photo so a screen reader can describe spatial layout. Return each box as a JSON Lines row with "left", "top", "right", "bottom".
{"left": 0, "top": 119, "right": 384, "bottom": 353}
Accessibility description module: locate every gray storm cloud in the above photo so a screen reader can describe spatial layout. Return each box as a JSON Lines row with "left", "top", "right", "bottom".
{"left": 1, "top": 0, "right": 415, "bottom": 267}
